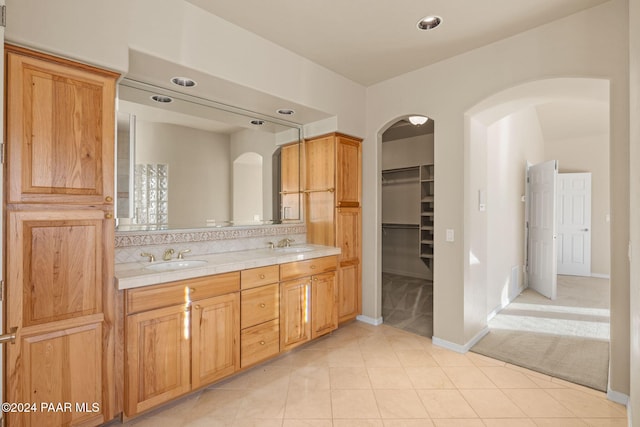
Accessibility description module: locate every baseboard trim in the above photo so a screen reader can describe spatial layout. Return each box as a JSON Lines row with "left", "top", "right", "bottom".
{"left": 606, "top": 388, "right": 629, "bottom": 406}
{"left": 432, "top": 327, "right": 489, "bottom": 354}
{"left": 591, "top": 273, "right": 611, "bottom": 279}
{"left": 356, "top": 315, "right": 383, "bottom": 326}
{"left": 487, "top": 287, "right": 525, "bottom": 321}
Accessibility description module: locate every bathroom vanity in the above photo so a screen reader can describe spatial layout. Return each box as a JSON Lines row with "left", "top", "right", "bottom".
{"left": 117, "top": 245, "right": 340, "bottom": 417}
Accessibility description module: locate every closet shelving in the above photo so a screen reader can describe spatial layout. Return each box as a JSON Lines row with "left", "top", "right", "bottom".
{"left": 381, "top": 166, "right": 420, "bottom": 228}
{"left": 420, "top": 164, "right": 435, "bottom": 268}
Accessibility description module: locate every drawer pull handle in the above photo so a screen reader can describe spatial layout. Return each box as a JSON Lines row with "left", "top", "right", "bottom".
{"left": 310, "top": 265, "right": 316, "bottom": 269}
{"left": 190, "top": 288, "right": 196, "bottom": 293}
{"left": 259, "top": 341, "right": 266, "bottom": 345}
{"left": 259, "top": 274, "right": 266, "bottom": 279}
{"left": 260, "top": 303, "right": 266, "bottom": 308}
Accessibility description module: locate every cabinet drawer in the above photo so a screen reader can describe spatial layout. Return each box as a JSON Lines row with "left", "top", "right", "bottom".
{"left": 241, "top": 283, "right": 279, "bottom": 329}
{"left": 241, "top": 319, "right": 280, "bottom": 368}
{"left": 126, "top": 272, "right": 240, "bottom": 314}
{"left": 241, "top": 265, "right": 279, "bottom": 290}
{"left": 280, "top": 256, "right": 338, "bottom": 281}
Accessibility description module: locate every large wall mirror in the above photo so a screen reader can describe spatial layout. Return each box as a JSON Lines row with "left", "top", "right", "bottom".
{"left": 116, "top": 78, "right": 302, "bottom": 231}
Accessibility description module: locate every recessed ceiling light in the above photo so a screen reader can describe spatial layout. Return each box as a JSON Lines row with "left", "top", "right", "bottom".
{"left": 170, "top": 76, "right": 197, "bottom": 87}
{"left": 251, "top": 119, "right": 265, "bottom": 126}
{"left": 151, "top": 95, "right": 173, "bottom": 103}
{"left": 408, "top": 115, "right": 429, "bottom": 125}
{"left": 417, "top": 15, "right": 442, "bottom": 31}
{"left": 277, "top": 108, "right": 295, "bottom": 116}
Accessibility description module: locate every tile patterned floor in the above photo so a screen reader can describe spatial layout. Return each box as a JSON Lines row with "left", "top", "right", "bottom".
{"left": 121, "top": 321, "right": 627, "bottom": 427}
{"left": 382, "top": 272, "right": 433, "bottom": 337}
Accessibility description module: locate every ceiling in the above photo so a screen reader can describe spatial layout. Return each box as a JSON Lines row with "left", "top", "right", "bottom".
{"left": 187, "top": 0, "right": 611, "bottom": 86}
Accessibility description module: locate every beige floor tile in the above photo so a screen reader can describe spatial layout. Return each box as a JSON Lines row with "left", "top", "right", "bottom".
{"left": 383, "top": 419, "right": 435, "bottom": 427}
{"left": 395, "top": 349, "right": 439, "bottom": 367}
{"left": 524, "top": 374, "right": 567, "bottom": 389}
{"left": 188, "top": 389, "right": 245, "bottom": 420}
{"left": 388, "top": 335, "right": 431, "bottom": 351}
{"left": 582, "top": 418, "right": 630, "bottom": 427}
{"left": 185, "top": 416, "right": 237, "bottom": 427}
{"left": 232, "top": 419, "right": 283, "bottom": 427}
{"left": 549, "top": 377, "right": 609, "bottom": 398}
{"left": 246, "top": 365, "right": 292, "bottom": 390}
{"left": 482, "top": 419, "right": 537, "bottom": 427}
{"left": 373, "top": 389, "right": 429, "bottom": 419}
{"left": 416, "top": 389, "right": 478, "bottom": 419}
{"left": 506, "top": 388, "right": 575, "bottom": 418}
{"left": 282, "top": 420, "right": 332, "bottom": 427}
{"left": 544, "top": 389, "right": 627, "bottom": 418}
{"left": 431, "top": 419, "right": 485, "bottom": 427}
{"left": 458, "top": 389, "right": 527, "bottom": 418}
{"left": 334, "top": 419, "right": 384, "bottom": 427}
{"left": 331, "top": 389, "right": 381, "bottom": 419}
{"left": 284, "top": 389, "right": 332, "bottom": 419}
{"left": 363, "top": 350, "right": 402, "bottom": 367}
{"left": 359, "top": 334, "right": 393, "bottom": 350}
{"left": 288, "top": 349, "right": 330, "bottom": 368}
{"left": 532, "top": 419, "right": 588, "bottom": 427}
{"left": 505, "top": 364, "right": 553, "bottom": 381}
{"left": 479, "top": 367, "right": 540, "bottom": 388}
{"left": 441, "top": 366, "right": 497, "bottom": 389}
{"left": 405, "top": 367, "right": 456, "bottom": 389}
{"left": 367, "top": 367, "right": 413, "bottom": 389}
{"left": 329, "top": 366, "right": 372, "bottom": 389}
{"left": 237, "top": 387, "right": 288, "bottom": 419}
{"left": 288, "top": 366, "right": 331, "bottom": 391}
{"left": 328, "top": 347, "right": 366, "bottom": 367}
{"left": 466, "top": 352, "right": 506, "bottom": 367}
{"left": 429, "top": 350, "right": 475, "bottom": 367}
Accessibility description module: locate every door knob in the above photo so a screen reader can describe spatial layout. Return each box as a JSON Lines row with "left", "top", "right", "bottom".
{"left": 0, "top": 327, "right": 18, "bottom": 345}
{"left": 581, "top": 228, "right": 589, "bottom": 231}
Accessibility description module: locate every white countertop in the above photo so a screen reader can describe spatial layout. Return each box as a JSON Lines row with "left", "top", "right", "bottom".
{"left": 115, "top": 244, "right": 341, "bottom": 290}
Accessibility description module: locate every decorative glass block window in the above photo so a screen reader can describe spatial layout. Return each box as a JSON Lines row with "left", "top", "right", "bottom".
{"left": 133, "top": 163, "right": 169, "bottom": 226}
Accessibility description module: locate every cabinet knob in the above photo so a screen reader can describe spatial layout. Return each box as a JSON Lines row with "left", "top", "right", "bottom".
{"left": 195, "top": 305, "right": 201, "bottom": 310}
{"left": 259, "top": 274, "right": 265, "bottom": 279}
{"left": 260, "top": 303, "right": 266, "bottom": 308}
{"left": 105, "top": 196, "right": 113, "bottom": 203}
{"left": 104, "top": 212, "right": 113, "bottom": 219}
{"left": 310, "top": 265, "right": 316, "bottom": 270}
{"left": 190, "top": 287, "right": 196, "bottom": 293}
{"left": 259, "top": 341, "right": 266, "bottom": 346}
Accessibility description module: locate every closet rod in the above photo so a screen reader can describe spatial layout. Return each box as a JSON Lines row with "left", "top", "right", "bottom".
{"left": 381, "top": 166, "right": 420, "bottom": 174}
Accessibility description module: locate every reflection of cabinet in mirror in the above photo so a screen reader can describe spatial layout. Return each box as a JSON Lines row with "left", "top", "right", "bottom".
{"left": 279, "top": 142, "right": 301, "bottom": 221}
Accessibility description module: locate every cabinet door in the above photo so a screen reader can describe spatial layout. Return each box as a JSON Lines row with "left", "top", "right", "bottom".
{"left": 192, "top": 293, "right": 240, "bottom": 388}
{"left": 280, "top": 278, "right": 311, "bottom": 351}
{"left": 338, "top": 263, "right": 361, "bottom": 323}
{"left": 5, "top": 46, "right": 117, "bottom": 204}
{"left": 335, "top": 136, "right": 362, "bottom": 207}
{"left": 304, "top": 136, "right": 336, "bottom": 246}
{"left": 5, "top": 321, "right": 105, "bottom": 427}
{"left": 311, "top": 272, "right": 338, "bottom": 339}
{"left": 336, "top": 207, "right": 361, "bottom": 265}
{"left": 125, "top": 305, "right": 190, "bottom": 416}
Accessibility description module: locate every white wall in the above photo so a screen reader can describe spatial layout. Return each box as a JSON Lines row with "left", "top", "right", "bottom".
{"left": 365, "top": 0, "right": 629, "bottom": 395}
{"left": 485, "top": 107, "right": 545, "bottom": 315}
{"left": 232, "top": 153, "right": 263, "bottom": 223}
{"left": 136, "top": 121, "right": 231, "bottom": 227}
{"left": 628, "top": 0, "right": 639, "bottom": 422}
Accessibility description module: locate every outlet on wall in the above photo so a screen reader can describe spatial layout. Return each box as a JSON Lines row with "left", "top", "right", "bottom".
{"left": 446, "top": 229, "right": 455, "bottom": 242}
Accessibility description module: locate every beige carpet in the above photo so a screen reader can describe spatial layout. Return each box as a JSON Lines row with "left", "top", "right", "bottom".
{"left": 471, "top": 275, "right": 610, "bottom": 392}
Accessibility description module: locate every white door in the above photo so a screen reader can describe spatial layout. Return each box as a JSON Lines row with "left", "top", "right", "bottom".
{"left": 557, "top": 173, "right": 592, "bottom": 276}
{"left": 527, "top": 160, "right": 558, "bottom": 300}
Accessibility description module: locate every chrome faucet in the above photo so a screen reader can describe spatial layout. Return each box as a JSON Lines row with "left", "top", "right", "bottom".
{"left": 163, "top": 248, "right": 175, "bottom": 261}
{"left": 277, "top": 238, "right": 295, "bottom": 248}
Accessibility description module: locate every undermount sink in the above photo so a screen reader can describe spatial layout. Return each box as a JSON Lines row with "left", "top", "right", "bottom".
{"left": 144, "top": 259, "right": 208, "bottom": 271}
{"left": 274, "top": 246, "right": 314, "bottom": 253}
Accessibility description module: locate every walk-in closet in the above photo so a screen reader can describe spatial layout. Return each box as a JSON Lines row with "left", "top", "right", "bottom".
{"left": 381, "top": 117, "right": 434, "bottom": 337}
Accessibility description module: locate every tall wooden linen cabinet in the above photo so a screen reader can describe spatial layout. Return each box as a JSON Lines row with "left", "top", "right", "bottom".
{"left": 304, "top": 133, "right": 362, "bottom": 323}
{"left": 3, "top": 45, "right": 118, "bottom": 426}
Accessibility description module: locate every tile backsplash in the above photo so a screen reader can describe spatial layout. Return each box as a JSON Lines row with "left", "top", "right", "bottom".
{"left": 115, "top": 224, "right": 306, "bottom": 264}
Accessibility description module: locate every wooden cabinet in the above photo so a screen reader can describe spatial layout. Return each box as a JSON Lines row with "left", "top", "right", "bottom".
{"left": 240, "top": 266, "right": 280, "bottom": 368}
{"left": 280, "top": 142, "right": 302, "bottom": 221}
{"left": 304, "top": 133, "right": 362, "bottom": 323}
{"left": 4, "top": 45, "right": 118, "bottom": 426}
{"left": 124, "top": 273, "right": 240, "bottom": 416}
{"left": 5, "top": 45, "right": 116, "bottom": 205}
{"left": 280, "top": 256, "right": 338, "bottom": 351}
